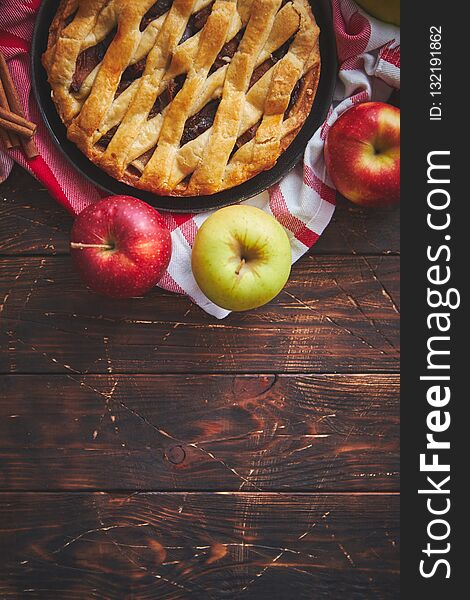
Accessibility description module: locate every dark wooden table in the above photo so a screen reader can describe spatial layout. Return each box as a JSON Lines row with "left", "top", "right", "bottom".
{"left": 0, "top": 166, "right": 400, "bottom": 599}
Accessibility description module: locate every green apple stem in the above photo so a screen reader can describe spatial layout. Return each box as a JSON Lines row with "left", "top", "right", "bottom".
{"left": 70, "top": 242, "right": 114, "bottom": 250}
{"left": 235, "top": 258, "right": 246, "bottom": 276}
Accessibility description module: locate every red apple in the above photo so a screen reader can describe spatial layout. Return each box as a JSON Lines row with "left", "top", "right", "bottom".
{"left": 70, "top": 196, "right": 171, "bottom": 298}
{"left": 325, "top": 102, "right": 400, "bottom": 207}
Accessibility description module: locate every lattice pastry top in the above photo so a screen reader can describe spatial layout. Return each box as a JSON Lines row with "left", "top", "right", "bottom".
{"left": 43, "top": 0, "right": 321, "bottom": 196}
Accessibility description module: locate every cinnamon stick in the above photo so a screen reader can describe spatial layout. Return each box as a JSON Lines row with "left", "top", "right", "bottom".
{"left": 0, "top": 116, "right": 35, "bottom": 139}
{"left": 0, "top": 51, "right": 39, "bottom": 158}
{"left": 0, "top": 106, "right": 36, "bottom": 132}
{"left": 0, "top": 124, "right": 12, "bottom": 150}
{"left": 0, "top": 79, "right": 19, "bottom": 148}
{"left": 0, "top": 131, "right": 12, "bottom": 150}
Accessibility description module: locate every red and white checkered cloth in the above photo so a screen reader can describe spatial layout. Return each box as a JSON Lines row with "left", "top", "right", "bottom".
{"left": 0, "top": 0, "right": 400, "bottom": 318}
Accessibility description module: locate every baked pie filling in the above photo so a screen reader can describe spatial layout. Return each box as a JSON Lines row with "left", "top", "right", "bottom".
{"left": 43, "top": 0, "right": 321, "bottom": 196}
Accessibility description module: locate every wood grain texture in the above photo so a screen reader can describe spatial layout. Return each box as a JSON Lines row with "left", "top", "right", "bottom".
{"left": 0, "top": 157, "right": 400, "bottom": 599}
{"left": 0, "top": 492, "right": 399, "bottom": 599}
{"left": 0, "top": 167, "right": 400, "bottom": 256}
{"left": 0, "top": 374, "right": 399, "bottom": 491}
{"left": 0, "top": 256, "right": 400, "bottom": 374}
{"left": 0, "top": 169, "right": 74, "bottom": 255}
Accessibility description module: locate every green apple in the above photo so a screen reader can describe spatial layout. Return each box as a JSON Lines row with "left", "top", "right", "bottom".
{"left": 191, "top": 205, "right": 292, "bottom": 311}
{"left": 355, "top": 0, "right": 400, "bottom": 26}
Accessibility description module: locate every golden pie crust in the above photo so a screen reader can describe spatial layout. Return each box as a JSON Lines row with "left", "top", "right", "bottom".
{"left": 43, "top": 0, "right": 321, "bottom": 196}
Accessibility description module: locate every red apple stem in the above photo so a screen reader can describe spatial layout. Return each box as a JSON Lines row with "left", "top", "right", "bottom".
{"left": 70, "top": 242, "right": 114, "bottom": 250}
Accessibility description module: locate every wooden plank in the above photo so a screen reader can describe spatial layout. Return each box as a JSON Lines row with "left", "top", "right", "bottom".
{"left": 0, "top": 169, "right": 74, "bottom": 255}
{"left": 0, "top": 256, "right": 400, "bottom": 373}
{"left": 0, "top": 166, "right": 400, "bottom": 256}
{"left": 0, "top": 492, "right": 399, "bottom": 599}
{"left": 0, "top": 374, "right": 399, "bottom": 491}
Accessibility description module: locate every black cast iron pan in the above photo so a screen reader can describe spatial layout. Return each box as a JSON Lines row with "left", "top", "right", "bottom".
{"left": 31, "top": 0, "right": 337, "bottom": 212}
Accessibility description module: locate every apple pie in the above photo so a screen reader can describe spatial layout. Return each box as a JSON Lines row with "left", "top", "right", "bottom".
{"left": 43, "top": 0, "right": 321, "bottom": 196}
